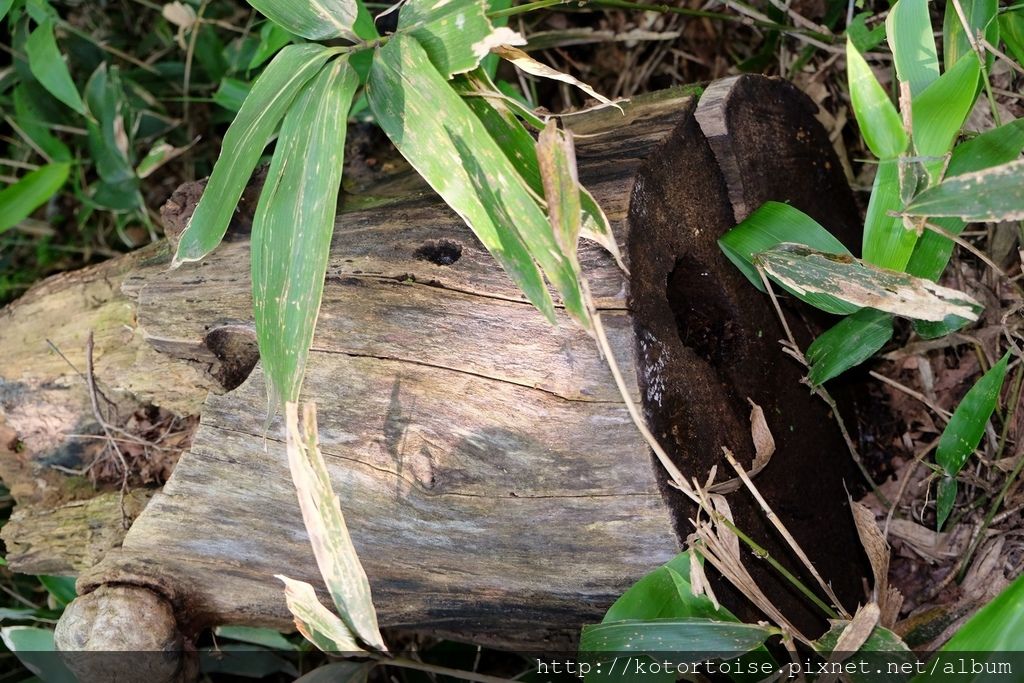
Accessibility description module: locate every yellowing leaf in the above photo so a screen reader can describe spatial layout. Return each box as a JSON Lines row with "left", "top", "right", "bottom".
{"left": 492, "top": 45, "right": 620, "bottom": 111}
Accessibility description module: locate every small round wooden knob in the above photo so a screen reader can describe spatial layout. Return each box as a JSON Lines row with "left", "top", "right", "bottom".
{"left": 54, "top": 585, "right": 194, "bottom": 683}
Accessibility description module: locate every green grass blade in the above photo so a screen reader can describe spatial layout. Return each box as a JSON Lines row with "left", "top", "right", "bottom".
{"left": 718, "top": 201, "right": 851, "bottom": 291}
{"left": 914, "top": 572, "right": 1024, "bottom": 679}
{"left": 252, "top": 55, "right": 358, "bottom": 408}
{"left": 755, "top": 243, "right": 982, "bottom": 322}
{"left": 806, "top": 309, "right": 894, "bottom": 386}
{"left": 173, "top": 44, "right": 333, "bottom": 265}
{"left": 247, "top": 0, "right": 358, "bottom": 41}
{"left": 0, "top": 162, "right": 70, "bottom": 234}
{"left": 936, "top": 352, "right": 1010, "bottom": 478}
{"left": 398, "top": 0, "right": 497, "bottom": 78}
{"left": 580, "top": 618, "right": 774, "bottom": 655}
{"left": 284, "top": 404, "right": 386, "bottom": 652}
{"left": 368, "top": 35, "right": 585, "bottom": 325}
{"left": 911, "top": 53, "right": 980, "bottom": 184}
{"left": 863, "top": 159, "right": 918, "bottom": 269}
{"left": 934, "top": 352, "right": 1010, "bottom": 528}
{"left": 905, "top": 159, "right": 1024, "bottom": 222}
{"left": 846, "top": 40, "right": 908, "bottom": 160}
{"left": 943, "top": 0, "right": 998, "bottom": 71}
{"left": 886, "top": 0, "right": 940, "bottom": 96}
{"left": 26, "top": 19, "right": 86, "bottom": 115}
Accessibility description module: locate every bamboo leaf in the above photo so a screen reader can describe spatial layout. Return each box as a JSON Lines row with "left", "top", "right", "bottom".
{"left": 755, "top": 243, "right": 982, "bottom": 322}
{"left": 814, "top": 617, "right": 915, "bottom": 681}
{"left": 276, "top": 575, "right": 365, "bottom": 653}
{"left": 0, "top": 162, "right": 69, "bottom": 234}
{"left": 284, "top": 403, "right": 386, "bottom": 651}
{"left": 253, "top": 56, "right": 358, "bottom": 408}
{"left": 718, "top": 201, "right": 851, "bottom": 292}
{"left": 493, "top": 45, "right": 619, "bottom": 110}
{"left": 936, "top": 352, "right": 1010, "bottom": 478}
{"left": 907, "top": 119, "right": 1024, "bottom": 280}
{"left": 863, "top": 159, "right": 918, "bottom": 270}
{"left": 455, "top": 70, "right": 623, "bottom": 267}
{"left": 806, "top": 309, "right": 894, "bottom": 386}
{"left": 1002, "top": 9, "right": 1024, "bottom": 67}
{"left": 580, "top": 618, "right": 774, "bottom": 656}
{"left": 904, "top": 159, "right": 1024, "bottom": 222}
{"left": 173, "top": 44, "right": 334, "bottom": 265}
{"left": 537, "top": 120, "right": 582, "bottom": 265}
{"left": 1, "top": 626, "right": 77, "bottom": 683}
{"left": 911, "top": 53, "right": 980, "bottom": 184}
{"left": 25, "top": 18, "right": 86, "bottom": 115}
{"left": 0, "top": 0, "right": 14, "bottom": 22}
{"left": 296, "top": 662, "right": 375, "bottom": 683}
{"left": 398, "top": 0, "right": 510, "bottom": 78}
{"left": 936, "top": 475, "right": 958, "bottom": 532}
{"left": 886, "top": 0, "right": 940, "bottom": 96}
{"left": 943, "top": 0, "right": 998, "bottom": 71}
{"left": 846, "top": 39, "right": 908, "bottom": 160}
{"left": 247, "top": 0, "right": 358, "bottom": 41}
{"left": 368, "top": 35, "right": 589, "bottom": 326}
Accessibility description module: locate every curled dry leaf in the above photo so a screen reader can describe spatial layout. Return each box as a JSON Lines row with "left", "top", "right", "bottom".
{"left": 471, "top": 27, "right": 527, "bottom": 59}
{"left": 850, "top": 500, "right": 903, "bottom": 627}
{"left": 709, "top": 399, "right": 775, "bottom": 494}
{"left": 162, "top": 1, "right": 197, "bottom": 49}
{"left": 824, "top": 602, "right": 881, "bottom": 678}
{"left": 491, "top": 45, "right": 621, "bottom": 111}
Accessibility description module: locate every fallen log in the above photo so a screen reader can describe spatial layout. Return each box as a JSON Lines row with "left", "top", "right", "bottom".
{"left": 0, "top": 76, "right": 869, "bottom": 661}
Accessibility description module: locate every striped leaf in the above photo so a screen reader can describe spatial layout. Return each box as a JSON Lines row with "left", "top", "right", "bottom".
{"left": 904, "top": 159, "right": 1024, "bottom": 222}
{"left": 277, "top": 575, "right": 364, "bottom": 653}
{"left": 252, "top": 56, "right": 358, "bottom": 408}
{"left": 368, "top": 35, "right": 589, "bottom": 327}
{"left": 398, "top": 0, "right": 502, "bottom": 78}
{"left": 173, "top": 44, "right": 334, "bottom": 265}
{"left": 247, "top": 0, "right": 359, "bottom": 41}
{"left": 284, "top": 403, "right": 385, "bottom": 651}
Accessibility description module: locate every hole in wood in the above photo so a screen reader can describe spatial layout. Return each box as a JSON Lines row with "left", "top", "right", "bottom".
{"left": 413, "top": 239, "right": 463, "bottom": 266}
{"left": 666, "top": 253, "right": 740, "bottom": 367}
{"left": 203, "top": 325, "right": 259, "bottom": 391}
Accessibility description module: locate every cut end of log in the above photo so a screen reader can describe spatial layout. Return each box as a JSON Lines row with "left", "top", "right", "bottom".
{"left": 627, "top": 76, "right": 869, "bottom": 635}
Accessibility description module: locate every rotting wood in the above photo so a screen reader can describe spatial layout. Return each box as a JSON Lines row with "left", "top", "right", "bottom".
{"left": 1, "top": 78, "right": 872, "bottom": 654}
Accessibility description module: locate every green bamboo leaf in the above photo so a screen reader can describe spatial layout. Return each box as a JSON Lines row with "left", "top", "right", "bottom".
{"left": 936, "top": 475, "right": 958, "bottom": 532}
{"left": 296, "top": 661, "right": 374, "bottom": 683}
{"left": 1002, "top": 9, "right": 1024, "bottom": 67}
{"left": 1, "top": 626, "right": 77, "bottom": 683}
{"left": 253, "top": 56, "right": 357, "bottom": 408}
{"left": 718, "top": 201, "right": 851, "bottom": 291}
{"left": 0, "top": 162, "right": 69, "bottom": 234}
{"left": 914, "top": 572, "right": 1024, "bottom": 682}
{"left": 276, "top": 575, "right": 364, "bottom": 653}
{"left": 173, "top": 44, "right": 334, "bottom": 265}
{"left": 25, "top": 18, "right": 85, "bottom": 115}
{"left": 83, "top": 64, "right": 136, "bottom": 187}
{"left": 12, "top": 84, "right": 71, "bottom": 162}
{"left": 580, "top": 618, "right": 774, "bottom": 656}
{"left": 814, "top": 618, "right": 915, "bottom": 681}
{"left": 755, "top": 243, "right": 983, "bottom": 322}
{"left": 806, "top": 309, "right": 894, "bottom": 386}
{"left": 911, "top": 54, "right": 980, "bottom": 184}
{"left": 284, "top": 403, "right": 386, "bottom": 651}
{"left": 886, "top": 0, "right": 940, "bottom": 96}
{"left": 247, "top": 0, "right": 358, "bottom": 41}
{"left": 904, "top": 159, "right": 1024, "bottom": 222}
{"left": 398, "top": 0, "right": 500, "bottom": 78}
{"left": 943, "top": 0, "right": 998, "bottom": 71}
{"left": 934, "top": 352, "right": 1010, "bottom": 529}
{"left": 38, "top": 575, "right": 76, "bottom": 607}
{"left": 0, "top": 0, "right": 14, "bottom": 22}
{"left": 455, "top": 69, "right": 622, "bottom": 267}
{"left": 936, "top": 352, "right": 1010, "bottom": 477}
{"left": 368, "top": 35, "right": 588, "bottom": 326}
{"left": 863, "top": 159, "right": 918, "bottom": 270}
{"left": 214, "top": 625, "right": 299, "bottom": 650}
{"left": 907, "top": 119, "right": 1024, "bottom": 281}
{"left": 846, "top": 40, "right": 908, "bottom": 160}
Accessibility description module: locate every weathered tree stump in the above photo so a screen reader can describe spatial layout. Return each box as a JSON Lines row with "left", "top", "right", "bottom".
{"left": 0, "top": 76, "right": 868, "bottom": 657}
